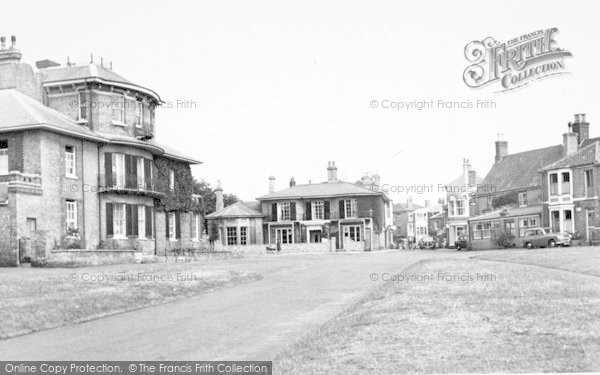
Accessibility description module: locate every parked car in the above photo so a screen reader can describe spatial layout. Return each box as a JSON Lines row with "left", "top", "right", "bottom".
{"left": 522, "top": 228, "right": 571, "bottom": 248}
{"left": 455, "top": 235, "right": 468, "bottom": 251}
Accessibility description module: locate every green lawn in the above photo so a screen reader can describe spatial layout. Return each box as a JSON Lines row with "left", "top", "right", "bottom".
{"left": 473, "top": 246, "right": 600, "bottom": 276}
{"left": 275, "top": 257, "right": 600, "bottom": 373}
{"left": 0, "top": 255, "right": 261, "bottom": 339}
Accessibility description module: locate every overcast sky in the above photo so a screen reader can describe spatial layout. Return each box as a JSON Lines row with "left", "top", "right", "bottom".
{"left": 4, "top": 0, "right": 600, "bottom": 203}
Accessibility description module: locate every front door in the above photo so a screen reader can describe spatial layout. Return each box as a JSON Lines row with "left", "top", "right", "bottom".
{"left": 551, "top": 211, "right": 560, "bottom": 233}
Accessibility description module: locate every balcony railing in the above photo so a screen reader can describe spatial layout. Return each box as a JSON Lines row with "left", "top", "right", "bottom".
{"left": 98, "top": 173, "right": 162, "bottom": 196}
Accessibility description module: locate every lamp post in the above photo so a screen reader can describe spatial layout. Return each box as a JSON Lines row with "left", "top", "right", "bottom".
{"left": 368, "top": 207, "right": 374, "bottom": 251}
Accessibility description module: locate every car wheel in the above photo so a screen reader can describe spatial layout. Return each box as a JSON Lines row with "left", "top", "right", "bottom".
{"left": 525, "top": 242, "right": 532, "bottom": 249}
{"left": 548, "top": 239, "right": 556, "bottom": 248}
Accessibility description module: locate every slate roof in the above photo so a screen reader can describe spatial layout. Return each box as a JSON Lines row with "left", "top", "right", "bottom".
{"left": 39, "top": 64, "right": 133, "bottom": 85}
{"left": 39, "top": 63, "right": 160, "bottom": 102}
{"left": 257, "top": 181, "right": 389, "bottom": 201}
{"left": 473, "top": 145, "right": 564, "bottom": 196}
{"left": 205, "top": 201, "right": 264, "bottom": 219}
{"left": 0, "top": 89, "right": 104, "bottom": 141}
{"left": 541, "top": 141, "right": 600, "bottom": 171}
{"left": 0, "top": 90, "right": 201, "bottom": 164}
{"left": 393, "top": 202, "right": 423, "bottom": 212}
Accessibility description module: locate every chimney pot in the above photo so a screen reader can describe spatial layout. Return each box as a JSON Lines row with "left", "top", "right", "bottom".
{"left": 289, "top": 177, "right": 296, "bottom": 187}
{"left": 10, "top": 36, "right": 15, "bottom": 48}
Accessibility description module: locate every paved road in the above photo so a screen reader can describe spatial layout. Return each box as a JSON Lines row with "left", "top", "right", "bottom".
{"left": 0, "top": 250, "right": 477, "bottom": 360}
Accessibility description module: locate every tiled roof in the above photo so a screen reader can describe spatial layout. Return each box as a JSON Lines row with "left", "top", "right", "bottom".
{"left": 243, "top": 201, "right": 262, "bottom": 212}
{"left": 205, "top": 201, "right": 264, "bottom": 219}
{"left": 474, "top": 145, "right": 564, "bottom": 196}
{"left": 541, "top": 141, "right": 600, "bottom": 171}
{"left": 257, "top": 181, "right": 389, "bottom": 201}
{"left": 0, "top": 89, "right": 104, "bottom": 141}
{"left": 429, "top": 211, "right": 445, "bottom": 219}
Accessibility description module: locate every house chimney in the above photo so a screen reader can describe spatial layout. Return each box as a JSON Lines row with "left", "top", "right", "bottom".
{"left": 327, "top": 161, "right": 338, "bottom": 183}
{"left": 572, "top": 113, "right": 590, "bottom": 144}
{"left": 289, "top": 177, "right": 296, "bottom": 187}
{"left": 495, "top": 140, "right": 508, "bottom": 162}
{"left": 268, "top": 176, "right": 276, "bottom": 193}
{"left": 424, "top": 200, "right": 431, "bottom": 207}
{"left": 462, "top": 158, "right": 471, "bottom": 187}
{"left": 215, "top": 180, "right": 224, "bottom": 212}
{"left": 0, "top": 35, "right": 22, "bottom": 64}
{"left": 563, "top": 129, "right": 578, "bottom": 157}
{"left": 406, "top": 196, "right": 413, "bottom": 210}
{"left": 373, "top": 173, "right": 381, "bottom": 188}
{"left": 469, "top": 170, "right": 477, "bottom": 187}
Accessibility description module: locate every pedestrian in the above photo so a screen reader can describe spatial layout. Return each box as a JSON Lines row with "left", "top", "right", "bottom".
{"left": 276, "top": 238, "right": 281, "bottom": 254}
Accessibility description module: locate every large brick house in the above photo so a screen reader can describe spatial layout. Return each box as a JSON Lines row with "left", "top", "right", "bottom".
{"left": 470, "top": 114, "right": 595, "bottom": 249}
{"left": 540, "top": 114, "right": 600, "bottom": 242}
{"left": 256, "top": 162, "right": 394, "bottom": 251}
{"left": 0, "top": 37, "right": 202, "bottom": 266}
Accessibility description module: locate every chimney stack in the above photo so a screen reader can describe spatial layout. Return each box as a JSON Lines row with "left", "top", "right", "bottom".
{"left": 215, "top": 180, "right": 224, "bottom": 212}
{"left": 0, "top": 35, "right": 22, "bottom": 64}
{"left": 406, "top": 196, "right": 413, "bottom": 210}
{"left": 424, "top": 200, "right": 431, "bottom": 207}
{"left": 469, "top": 170, "right": 477, "bottom": 187}
{"left": 572, "top": 113, "right": 589, "bottom": 144}
{"left": 327, "top": 161, "right": 338, "bottom": 183}
{"left": 268, "top": 176, "right": 276, "bottom": 193}
{"left": 462, "top": 158, "right": 471, "bottom": 187}
{"left": 289, "top": 177, "right": 296, "bottom": 187}
{"left": 563, "top": 128, "right": 578, "bottom": 157}
{"left": 495, "top": 140, "right": 508, "bottom": 163}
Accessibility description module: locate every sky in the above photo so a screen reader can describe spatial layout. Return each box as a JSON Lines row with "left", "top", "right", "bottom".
{"left": 3, "top": 0, "right": 600, "bottom": 203}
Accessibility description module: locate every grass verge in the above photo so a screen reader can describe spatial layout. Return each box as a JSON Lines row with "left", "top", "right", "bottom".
{"left": 275, "top": 258, "right": 600, "bottom": 373}
{"left": 0, "top": 258, "right": 262, "bottom": 339}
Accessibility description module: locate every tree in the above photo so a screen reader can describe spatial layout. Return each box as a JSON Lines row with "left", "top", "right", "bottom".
{"left": 192, "top": 179, "right": 239, "bottom": 214}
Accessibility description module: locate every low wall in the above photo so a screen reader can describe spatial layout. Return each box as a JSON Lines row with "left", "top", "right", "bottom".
{"left": 214, "top": 239, "right": 336, "bottom": 253}
{"left": 39, "top": 249, "right": 144, "bottom": 267}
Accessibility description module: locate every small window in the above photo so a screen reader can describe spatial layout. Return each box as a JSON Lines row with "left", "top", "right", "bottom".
{"left": 312, "top": 201, "right": 324, "bottom": 220}
{"left": 138, "top": 205, "right": 146, "bottom": 238}
{"left": 112, "top": 95, "right": 125, "bottom": 123}
{"left": 549, "top": 173, "right": 559, "bottom": 195}
{"left": 66, "top": 200, "right": 77, "bottom": 231}
{"left": 135, "top": 101, "right": 144, "bottom": 128}
{"left": 280, "top": 202, "right": 291, "bottom": 221}
{"left": 345, "top": 199, "right": 357, "bottom": 218}
{"left": 0, "top": 140, "right": 8, "bottom": 175}
{"left": 168, "top": 212, "right": 176, "bottom": 240}
{"left": 240, "top": 227, "right": 247, "bottom": 245}
{"left": 65, "top": 146, "right": 76, "bottom": 178}
{"left": 169, "top": 170, "right": 175, "bottom": 191}
{"left": 227, "top": 226, "right": 237, "bottom": 245}
{"left": 78, "top": 91, "right": 87, "bottom": 121}
{"left": 113, "top": 203, "right": 126, "bottom": 237}
{"left": 585, "top": 170, "right": 594, "bottom": 197}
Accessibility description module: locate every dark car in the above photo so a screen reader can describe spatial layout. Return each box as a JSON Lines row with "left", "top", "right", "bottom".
{"left": 455, "top": 235, "right": 468, "bottom": 251}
